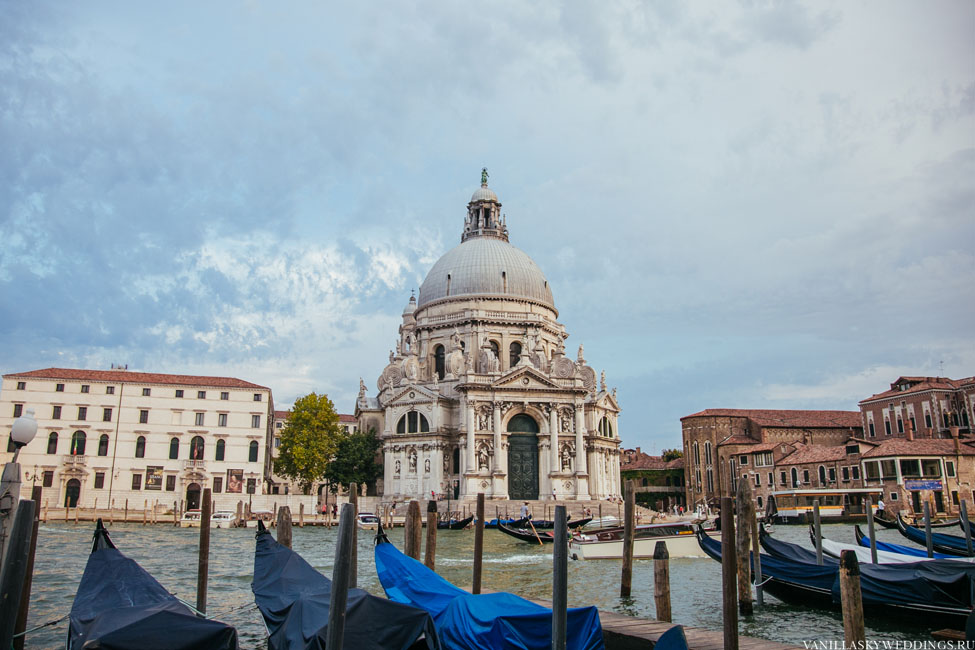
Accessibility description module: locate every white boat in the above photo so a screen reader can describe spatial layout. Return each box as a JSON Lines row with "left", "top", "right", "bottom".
{"left": 211, "top": 511, "right": 238, "bottom": 529}
{"left": 245, "top": 509, "right": 275, "bottom": 528}
{"left": 568, "top": 522, "right": 719, "bottom": 560}
{"left": 357, "top": 512, "right": 380, "bottom": 530}
{"left": 179, "top": 510, "right": 202, "bottom": 528}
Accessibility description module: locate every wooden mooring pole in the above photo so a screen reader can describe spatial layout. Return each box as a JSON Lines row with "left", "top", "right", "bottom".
{"left": 424, "top": 500, "right": 438, "bottom": 570}
{"left": 12, "top": 486, "right": 42, "bottom": 650}
{"left": 865, "top": 496, "right": 878, "bottom": 563}
{"left": 749, "top": 511, "right": 763, "bottom": 607}
{"left": 735, "top": 479, "right": 752, "bottom": 615}
{"left": 812, "top": 500, "right": 823, "bottom": 565}
{"left": 277, "top": 506, "right": 293, "bottom": 549}
{"left": 472, "top": 493, "right": 485, "bottom": 594}
{"left": 326, "top": 503, "right": 355, "bottom": 650}
{"left": 961, "top": 500, "right": 973, "bottom": 555}
{"left": 620, "top": 480, "right": 635, "bottom": 598}
{"left": 923, "top": 501, "right": 934, "bottom": 558}
{"left": 653, "top": 540, "right": 671, "bottom": 622}
{"left": 299, "top": 502, "right": 305, "bottom": 528}
{"left": 0, "top": 500, "right": 36, "bottom": 650}
{"left": 552, "top": 505, "right": 568, "bottom": 650}
{"left": 720, "top": 496, "right": 739, "bottom": 650}
{"left": 839, "top": 550, "right": 866, "bottom": 646}
{"left": 196, "top": 488, "right": 212, "bottom": 615}
{"left": 349, "top": 482, "right": 359, "bottom": 589}
{"left": 404, "top": 500, "right": 421, "bottom": 559}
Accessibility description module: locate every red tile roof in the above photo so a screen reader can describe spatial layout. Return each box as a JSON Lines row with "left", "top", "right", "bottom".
{"left": 862, "top": 438, "right": 975, "bottom": 458}
{"left": 339, "top": 414, "right": 357, "bottom": 423}
{"left": 777, "top": 443, "right": 850, "bottom": 465}
{"left": 859, "top": 377, "right": 975, "bottom": 404}
{"left": 621, "top": 449, "right": 683, "bottom": 471}
{"left": 718, "top": 435, "right": 759, "bottom": 446}
{"left": 4, "top": 367, "right": 269, "bottom": 390}
{"left": 274, "top": 410, "right": 291, "bottom": 419}
{"left": 682, "top": 409, "right": 862, "bottom": 429}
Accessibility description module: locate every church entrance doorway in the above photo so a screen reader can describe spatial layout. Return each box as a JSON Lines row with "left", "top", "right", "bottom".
{"left": 507, "top": 414, "right": 539, "bottom": 500}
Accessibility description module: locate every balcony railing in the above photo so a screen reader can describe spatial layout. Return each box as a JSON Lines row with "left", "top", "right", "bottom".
{"left": 182, "top": 460, "right": 206, "bottom": 471}
{"left": 62, "top": 454, "right": 87, "bottom": 467}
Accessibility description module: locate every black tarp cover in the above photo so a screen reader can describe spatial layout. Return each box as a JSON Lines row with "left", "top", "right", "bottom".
{"left": 251, "top": 526, "right": 441, "bottom": 650}
{"left": 68, "top": 521, "right": 238, "bottom": 650}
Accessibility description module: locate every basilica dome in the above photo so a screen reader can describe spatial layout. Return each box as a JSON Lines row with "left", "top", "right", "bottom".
{"left": 417, "top": 237, "right": 555, "bottom": 310}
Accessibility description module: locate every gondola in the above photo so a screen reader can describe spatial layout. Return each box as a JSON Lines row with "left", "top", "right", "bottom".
{"left": 814, "top": 525, "right": 957, "bottom": 564}
{"left": 895, "top": 512, "right": 974, "bottom": 556}
{"left": 374, "top": 523, "right": 604, "bottom": 649}
{"left": 68, "top": 519, "right": 238, "bottom": 650}
{"left": 484, "top": 516, "right": 529, "bottom": 529}
{"left": 252, "top": 521, "right": 441, "bottom": 650}
{"left": 873, "top": 511, "right": 899, "bottom": 529}
{"left": 437, "top": 515, "right": 474, "bottom": 530}
{"left": 853, "top": 525, "right": 974, "bottom": 560}
{"left": 748, "top": 529, "right": 975, "bottom": 626}
{"left": 496, "top": 522, "right": 568, "bottom": 544}
{"left": 526, "top": 517, "right": 594, "bottom": 530}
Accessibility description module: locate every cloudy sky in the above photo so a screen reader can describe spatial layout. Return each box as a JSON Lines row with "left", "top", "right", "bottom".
{"left": 2, "top": 2, "right": 973, "bottom": 452}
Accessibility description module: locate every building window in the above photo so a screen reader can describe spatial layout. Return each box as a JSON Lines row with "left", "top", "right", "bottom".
{"left": 868, "top": 422, "right": 875, "bottom": 437}
{"left": 842, "top": 467, "right": 850, "bottom": 482}
{"left": 880, "top": 459, "right": 896, "bottom": 479}
{"left": 851, "top": 466, "right": 860, "bottom": 480}
{"left": 896, "top": 419, "right": 904, "bottom": 433}
{"left": 56, "top": 383, "right": 64, "bottom": 392}
{"left": 509, "top": 341, "right": 522, "bottom": 368}
{"left": 142, "top": 388, "right": 150, "bottom": 397}
{"left": 131, "top": 473, "right": 142, "bottom": 490}
{"left": 921, "top": 459, "right": 941, "bottom": 477}
{"left": 176, "top": 389, "right": 184, "bottom": 398}
{"left": 790, "top": 467, "right": 799, "bottom": 487}
{"left": 253, "top": 393, "right": 262, "bottom": 402}
{"left": 70, "top": 431, "right": 86, "bottom": 455}
{"left": 98, "top": 434, "right": 109, "bottom": 456}
{"left": 220, "top": 392, "right": 229, "bottom": 401}
{"left": 952, "top": 490, "right": 960, "bottom": 506}
{"left": 396, "top": 412, "right": 429, "bottom": 434}
{"left": 706, "top": 468, "right": 714, "bottom": 492}
{"left": 249, "top": 440, "right": 259, "bottom": 462}
{"left": 884, "top": 419, "right": 891, "bottom": 435}
{"left": 899, "top": 459, "right": 921, "bottom": 477}
{"left": 251, "top": 415, "right": 261, "bottom": 429}
{"left": 215, "top": 439, "right": 226, "bottom": 461}
{"left": 190, "top": 436, "right": 205, "bottom": 460}
{"left": 198, "top": 391, "right": 206, "bottom": 399}
{"left": 597, "top": 417, "right": 613, "bottom": 437}
{"left": 819, "top": 466, "right": 827, "bottom": 485}
{"left": 925, "top": 413, "right": 933, "bottom": 428}
{"left": 757, "top": 496, "right": 763, "bottom": 509}
{"left": 166, "top": 475, "right": 176, "bottom": 491}
{"left": 13, "top": 404, "right": 23, "bottom": 417}
{"left": 81, "top": 385, "right": 89, "bottom": 393}
{"left": 755, "top": 451, "right": 773, "bottom": 467}
{"left": 169, "top": 437, "right": 179, "bottom": 459}
{"left": 194, "top": 412, "right": 205, "bottom": 426}
{"left": 753, "top": 473, "right": 760, "bottom": 487}
{"left": 246, "top": 478, "right": 257, "bottom": 494}
{"left": 94, "top": 472, "right": 105, "bottom": 489}
{"left": 704, "top": 442, "right": 712, "bottom": 465}
{"left": 909, "top": 416, "right": 916, "bottom": 431}
{"left": 106, "top": 386, "right": 115, "bottom": 395}
{"left": 946, "top": 461, "right": 956, "bottom": 477}
{"left": 218, "top": 413, "right": 227, "bottom": 427}
{"left": 16, "top": 381, "right": 25, "bottom": 390}
{"left": 52, "top": 405, "right": 61, "bottom": 419}
{"left": 135, "top": 436, "right": 146, "bottom": 458}
{"left": 139, "top": 410, "right": 149, "bottom": 424}
{"left": 890, "top": 492, "right": 898, "bottom": 501}
{"left": 103, "top": 408, "right": 112, "bottom": 422}
{"left": 803, "top": 469, "right": 810, "bottom": 484}
{"left": 47, "top": 432, "right": 58, "bottom": 455}
{"left": 767, "top": 472, "right": 773, "bottom": 486}
{"left": 693, "top": 442, "right": 700, "bottom": 465}
{"left": 213, "top": 476, "right": 223, "bottom": 493}
{"left": 779, "top": 471, "right": 786, "bottom": 485}
{"left": 828, "top": 467, "right": 836, "bottom": 482}
{"left": 434, "top": 345, "right": 445, "bottom": 380}
{"left": 274, "top": 437, "right": 280, "bottom": 448}
{"left": 739, "top": 455, "right": 748, "bottom": 466}
{"left": 42, "top": 471, "right": 53, "bottom": 487}
{"left": 77, "top": 406, "right": 87, "bottom": 421}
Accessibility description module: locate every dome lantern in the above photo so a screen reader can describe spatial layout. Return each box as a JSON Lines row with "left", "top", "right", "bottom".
{"left": 463, "top": 168, "right": 507, "bottom": 243}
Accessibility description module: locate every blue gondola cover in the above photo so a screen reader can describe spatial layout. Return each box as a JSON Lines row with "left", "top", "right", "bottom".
{"left": 375, "top": 539, "right": 604, "bottom": 650}
{"left": 252, "top": 527, "right": 441, "bottom": 650}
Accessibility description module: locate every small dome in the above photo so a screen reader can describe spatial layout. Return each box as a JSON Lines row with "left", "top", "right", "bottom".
{"left": 470, "top": 184, "right": 498, "bottom": 203}
{"left": 402, "top": 294, "right": 417, "bottom": 316}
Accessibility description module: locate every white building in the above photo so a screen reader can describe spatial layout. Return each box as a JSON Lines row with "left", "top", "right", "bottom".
{"left": 1, "top": 368, "right": 273, "bottom": 512}
{"left": 356, "top": 171, "right": 622, "bottom": 502}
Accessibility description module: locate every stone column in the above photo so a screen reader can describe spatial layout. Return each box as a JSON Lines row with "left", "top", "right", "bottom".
{"left": 466, "top": 399, "right": 476, "bottom": 472}
{"left": 432, "top": 446, "right": 444, "bottom": 498}
{"left": 493, "top": 403, "right": 505, "bottom": 473}
{"left": 549, "top": 405, "right": 559, "bottom": 498}
{"left": 575, "top": 406, "right": 588, "bottom": 474}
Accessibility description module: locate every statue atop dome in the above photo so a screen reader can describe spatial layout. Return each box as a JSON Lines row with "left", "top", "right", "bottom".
{"left": 481, "top": 167, "right": 489, "bottom": 185}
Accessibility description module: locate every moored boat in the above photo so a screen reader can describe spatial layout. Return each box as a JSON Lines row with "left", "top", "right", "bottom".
{"left": 211, "top": 511, "right": 238, "bottom": 528}
{"left": 437, "top": 514, "right": 474, "bottom": 530}
{"left": 569, "top": 521, "right": 715, "bottom": 560}
{"left": 179, "top": 509, "right": 202, "bottom": 528}
{"left": 496, "top": 522, "right": 567, "bottom": 544}
{"left": 853, "top": 524, "right": 972, "bottom": 560}
{"left": 357, "top": 512, "right": 380, "bottom": 530}
{"left": 68, "top": 519, "right": 238, "bottom": 650}
{"left": 895, "top": 512, "right": 974, "bottom": 556}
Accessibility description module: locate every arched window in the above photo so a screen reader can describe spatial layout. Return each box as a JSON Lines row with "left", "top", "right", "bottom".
{"left": 757, "top": 496, "right": 764, "bottom": 509}
{"left": 396, "top": 411, "right": 430, "bottom": 434}
{"left": 135, "top": 436, "right": 146, "bottom": 458}
{"left": 598, "top": 417, "right": 613, "bottom": 437}
{"left": 704, "top": 442, "right": 712, "bottom": 465}
{"left": 818, "top": 465, "right": 827, "bottom": 485}
{"left": 434, "top": 345, "right": 445, "bottom": 380}
{"left": 693, "top": 442, "right": 700, "bottom": 465}
{"left": 47, "top": 432, "right": 58, "bottom": 455}
{"left": 215, "top": 439, "right": 226, "bottom": 461}
{"left": 791, "top": 467, "right": 799, "bottom": 488}
{"left": 169, "top": 437, "right": 180, "bottom": 460}
{"left": 190, "top": 436, "right": 205, "bottom": 460}
{"left": 509, "top": 342, "right": 522, "bottom": 369}
{"left": 490, "top": 340, "right": 500, "bottom": 361}
{"left": 70, "top": 431, "right": 86, "bottom": 456}
{"left": 98, "top": 434, "right": 109, "bottom": 457}
{"left": 249, "top": 440, "right": 259, "bottom": 462}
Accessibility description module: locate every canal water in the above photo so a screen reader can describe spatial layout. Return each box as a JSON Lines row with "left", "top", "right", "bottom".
{"left": 24, "top": 520, "right": 948, "bottom": 648}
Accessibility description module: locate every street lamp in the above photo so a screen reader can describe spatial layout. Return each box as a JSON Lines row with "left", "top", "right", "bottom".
{"left": 1, "top": 408, "right": 38, "bottom": 566}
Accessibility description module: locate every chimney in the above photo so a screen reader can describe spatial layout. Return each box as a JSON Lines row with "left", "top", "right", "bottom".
{"left": 905, "top": 416, "right": 914, "bottom": 442}
{"left": 636, "top": 447, "right": 641, "bottom": 456}
{"left": 954, "top": 436, "right": 960, "bottom": 454}
{"left": 950, "top": 426, "right": 960, "bottom": 439}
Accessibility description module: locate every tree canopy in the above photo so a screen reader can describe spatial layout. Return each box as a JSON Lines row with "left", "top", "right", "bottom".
{"left": 324, "top": 428, "right": 382, "bottom": 491}
{"left": 274, "top": 392, "right": 342, "bottom": 490}
{"left": 661, "top": 448, "right": 683, "bottom": 462}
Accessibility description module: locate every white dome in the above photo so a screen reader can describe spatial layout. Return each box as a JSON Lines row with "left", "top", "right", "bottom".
{"left": 417, "top": 237, "right": 555, "bottom": 310}
{"left": 470, "top": 185, "right": 498, "bottom": 203}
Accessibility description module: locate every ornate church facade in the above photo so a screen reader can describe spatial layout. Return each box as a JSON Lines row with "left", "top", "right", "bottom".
{"left": 355, "top": 171, "right": 622, "bottom": 501}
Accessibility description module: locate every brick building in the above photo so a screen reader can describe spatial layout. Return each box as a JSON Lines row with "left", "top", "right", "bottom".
{"left": 620, "top": 447, "right": 685, "bottom": 511}
{"left": 859, "top": 376, "right": 974, "bottom": 440}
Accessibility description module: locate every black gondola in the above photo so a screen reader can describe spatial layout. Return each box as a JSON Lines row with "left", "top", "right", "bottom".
{"left": 252, "top": 520, "right": 441, "bottom": 649}
{"left": 484, "top": 516, "right": 529, "bottom": 529}
{"left": 68, "top": 519, "right": 238, "bottom": 650}
{"left": 895, "top": 512, "right": 974, "bottom": 556}
{"left": 529, "top": 516, "right": 593, "bottom": 530}
{"left": 437, "top": 515, "right": 474, "bottom": 530}
{"left": 496, "top": 522, "right": 568, "bottom": 544}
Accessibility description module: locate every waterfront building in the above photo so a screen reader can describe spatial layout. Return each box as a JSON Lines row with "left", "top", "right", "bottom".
{"left": 619, "top": 447, "right": 685, "bottom": 512}
{"left": 858, "top": 375, "right": 974, "bottom": 440}
{"left": 1, "top": 367, "right": 273, "bottom": 512}
{"left": 355, "top": 171, "right": 622, "bottom": 502}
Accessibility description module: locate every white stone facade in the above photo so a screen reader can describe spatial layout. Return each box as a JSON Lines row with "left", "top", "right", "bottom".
{"left": 1, "top": 368, "right": 273, "bottom": 512}
{"left": 356, "top": 172, "right": 622, "bottom": 502}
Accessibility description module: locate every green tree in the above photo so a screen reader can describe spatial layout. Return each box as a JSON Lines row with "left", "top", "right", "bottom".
{"left": 324, "top": 428, "right": 382, "bottom": 491}
{"left": 661, "top": 448, "right": 683, "bottom": 462}
{"left": 274, "top": 392, "right": 342, "bottom": 491}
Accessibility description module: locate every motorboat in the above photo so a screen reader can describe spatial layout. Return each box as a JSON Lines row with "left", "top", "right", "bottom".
{"left": 245, "top": 509, "right": 275, "bottom": 528}
{"left": 179, "top": 510, "right": 202, "bottom": 528}
{"left": 68, "top": 520, "right": 238, "bottom": 650}
{"left": 356, "top": 512, "right": 380, "bottom": 530}
{"left": 211, "top": 511, "right": 238, "bottom": 528}
{"left": 569, "top": 521, "right": 716, "bottom": 560}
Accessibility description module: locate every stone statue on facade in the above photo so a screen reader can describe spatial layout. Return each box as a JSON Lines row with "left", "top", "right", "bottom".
{"left": 478, "top": 337, "right": 500, "bottom": 373}
{"left": 478, "top": 446, "right": 489, "bottom": 470}
{"left": 561, "top": 446, "right": 572, "bottom": 471}
{"left": 424, "top": 458, "right": 430, "bottom": 473}
{"left": 409, "top": 449, "right": 417, "bottom": 473}
{"left": 600, "top": 370, "right": 607, "bottom": 393}
{"left": 395, "top": 460, "right": 401, "bottom": 475}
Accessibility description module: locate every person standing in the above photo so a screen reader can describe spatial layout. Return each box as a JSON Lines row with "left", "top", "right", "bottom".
{"left": 520, "top": 501, "right": 530, "bottom": 520}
